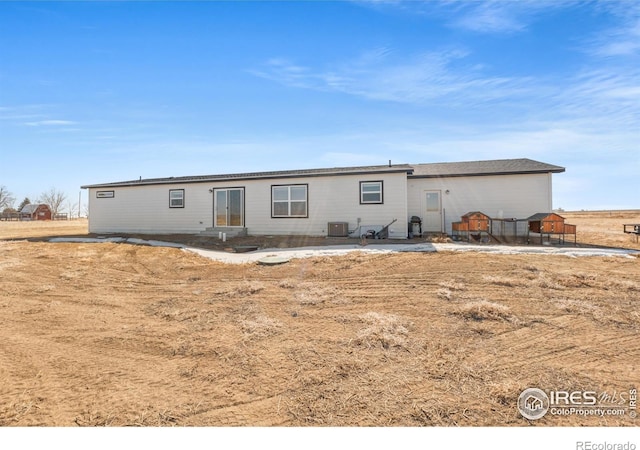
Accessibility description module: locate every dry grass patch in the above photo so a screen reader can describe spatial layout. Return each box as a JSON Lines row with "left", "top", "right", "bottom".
{"left": 437, "top": 280, "right": 467, "bottom": 301}
{"left": 439, "top": 280, "right": 467, "bottom": 291}
{"left": 0, "top": 392, "right": 45, "bottom": 426}
{"left": 74, "top": 402, "right": 208, "bottom": 427}
{"left": 212, "top": 280, "right": 265, "bottom": 299}
{"left": 352, "top": 312, "right": 411, "bottom": 350}
{"left": 411, "top": 399, "right": 464, "bottom": 426}
{"left": 240, "top": 314, "right": 283, "bottom": 338}
{"left": 436, "top": 287, "right": 453, "bottom": 301}
{"left": 538, "top": 271, "right": 638, "bottom": 293}
{"left": 277, "top": 278, "right": 298, "bottom": 289}
{"left": 482, "top": 275, "right": 523, "bottom": 287}
{"left": 609, "top": 279, "right": 640, "bottom": 292}
{"left": 291, "top": 282, "right": 344, "bottom": 306}
{"left": 0, "top": 218, "right": 88, "bottom": 240}
{"left": 553, "top": 297, "right": 599, "bottom": 315}
{"left": 535, "top": 274, "right": 565, "bottom": 290}
{"left": 278, "top": 278, "right": 344, "bottom": 305}
{"left": 454, "top": 300, "right": 516, "bottom": 323}
{"left": 144, "top": 298, "right": 217, "bottom": 330}
{"left": 552, "top": 296, "right": 639, "bottom": 329}
{"left": 553, "top": 272, "right": 600, "bottom": 289}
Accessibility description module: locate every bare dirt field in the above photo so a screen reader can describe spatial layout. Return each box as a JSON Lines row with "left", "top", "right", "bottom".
{"left": 0, "top": 213, "right": 638, "bottom": 427}
{"left": 562, "top": 210, "right": 640, "bottom": 251}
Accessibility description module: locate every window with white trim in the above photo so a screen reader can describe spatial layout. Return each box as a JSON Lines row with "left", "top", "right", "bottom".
{"left": 169, "top": 189, "right": 185, "bottom": 208}
{"left": 360, "top": 181, "right": 383, "bottom": 204}
{"left": 272, "top": 184, "right": 308, "bottom": 218}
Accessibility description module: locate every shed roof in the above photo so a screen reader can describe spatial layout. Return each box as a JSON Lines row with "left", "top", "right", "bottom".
{"left": 20, "top": 204, "right": 46, "bottom": 214}
{"left": 461, "top": 211, "right": 490, "bottom": 218}
{"left": 527, "top": 212, "right": 565, "bottom": 221}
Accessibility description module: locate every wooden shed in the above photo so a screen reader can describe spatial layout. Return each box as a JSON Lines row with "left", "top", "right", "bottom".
{"left": 527, "top": 212, "right": 576, "bottom": 245}
{"left": 20, "top": 204, "right": 52, "bottom": 221}
{"left": 452, "top": 211, "right": 491, "bottom": 242}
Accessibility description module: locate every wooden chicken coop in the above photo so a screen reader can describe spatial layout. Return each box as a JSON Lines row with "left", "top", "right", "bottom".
{"left": 452, "top": 211, "right": 491, "bottom": 242}
{"left": 527, "top": 212, "right": 576, "bottom": 245}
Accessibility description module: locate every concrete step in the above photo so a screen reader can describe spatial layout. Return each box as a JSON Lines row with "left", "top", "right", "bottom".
{"left": 199, "top": 227, "right": 248, "bottom": 238}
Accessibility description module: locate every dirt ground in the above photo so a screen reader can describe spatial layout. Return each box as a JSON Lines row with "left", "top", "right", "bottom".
{"left": 562, "top": 210, "right": 640, "bottom": 251}
{"left": 2, "top": 210, "right": 640, "bottom": 251}
{"left": 0, "top": 213, "right": 638, "bottom": 426}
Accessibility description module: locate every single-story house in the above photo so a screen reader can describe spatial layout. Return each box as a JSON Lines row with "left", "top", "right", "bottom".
{"left": 20, "top": 203, "right": 52, "bottom": 221}
{"left": 81, "top": 158, "right": 565, "bottom": 238}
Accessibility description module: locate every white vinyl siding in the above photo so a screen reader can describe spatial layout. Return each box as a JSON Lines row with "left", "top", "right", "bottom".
{"left": 245, "top": 173, "right": 407, "bottom": 237}
{"left": 86, "top": 170, "right": 556, "bottom": 239}
{"left": 407, "top": 173, "right": 554, "bottom": 235}
{"left": 87, "top": 184, "right": 212, "bottom": 234}
{"left": 87, "top": 172, "right": 409, "bottom": 237}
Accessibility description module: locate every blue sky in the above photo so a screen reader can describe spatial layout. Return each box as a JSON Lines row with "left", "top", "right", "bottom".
{"left": 0, "top": 0, "right": 638, "bottom": 212}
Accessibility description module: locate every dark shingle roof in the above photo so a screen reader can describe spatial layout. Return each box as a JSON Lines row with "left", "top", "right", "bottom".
{"left": 81, "top": 164, "right": 415, "bottom": 189}
{"left": 81, "top": 158, "right": 565, "bottom": 189}
{"left": 409, "top": 158, "right": 565, "bottom": 178}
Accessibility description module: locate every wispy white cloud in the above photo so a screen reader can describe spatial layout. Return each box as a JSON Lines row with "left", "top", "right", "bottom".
{"left": 252, "top": 47, "right": 533, "bottom": 105}
{"left": 552, "top": 67, "right": 640, "bottom": 132}
{"left": 450, "top": 1, "right": 529, "bottom": 33}
{"left": 586, "top": 16, "right": 640, "bottom": 57}
{"left": 406, "top": 125, "right": 637, "bottom": 162}
{"left": 0, "top": 105, "right": 81, "bottom": 129}
{"left": 253, "top": 37, "right": 639, "bottom": 134}
{"left": 358, "top": 0, "right": 640, "bottom": 60}
{"left": 25, "top": 119, "right": 77, "bottom": 126}
{"left": 356, "top": 0, "right": 570, "bottom": 34}
{"left": 0, "top": 104, "right": 50, "bottom": 121}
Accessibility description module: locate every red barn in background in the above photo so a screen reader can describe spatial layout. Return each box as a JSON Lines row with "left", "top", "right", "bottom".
{"left": 20, "top": 204, "right": 52, "bottom": 221}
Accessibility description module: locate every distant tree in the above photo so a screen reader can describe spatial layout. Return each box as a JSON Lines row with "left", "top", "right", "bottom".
{"left": 39, "top": 188, "right": 67, "bottom": 218}
{"left": 18, "top": 197, "right": 31, "bottom": 212}
{"left": 65, "top": 200, "right": 78, "bottom": 219}
{"left": 2, "top": 207, "right": 17, "bottom": 219}
{"left": 0, "top": 186, "right": 15, "bottom": 210}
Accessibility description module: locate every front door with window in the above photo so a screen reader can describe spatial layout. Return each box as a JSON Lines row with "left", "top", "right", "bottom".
{"left": 214, "top": 188, "right": 244, "bottom": 227}
{"left": 424, "top": 191, "right": 442, "bottom": 232}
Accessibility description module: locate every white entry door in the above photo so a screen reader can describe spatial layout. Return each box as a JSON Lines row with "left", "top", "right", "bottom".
{"left": 214, "top": 188, "right": 244, "bottom": 227}
{"left": 424, "top": 191, "right": 442, "bottom": 232}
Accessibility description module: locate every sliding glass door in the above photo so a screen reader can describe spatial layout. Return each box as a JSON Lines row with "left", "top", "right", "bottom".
{"left": 214, "top": 188, "right": 244, "bottom": 227}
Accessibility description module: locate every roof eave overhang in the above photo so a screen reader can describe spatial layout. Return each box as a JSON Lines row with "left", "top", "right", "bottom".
{"left": 408, "top": 168, "right": 565, "bottom": 179}
{"left": 81, "top": 167, "right": 415, "bottom": 190}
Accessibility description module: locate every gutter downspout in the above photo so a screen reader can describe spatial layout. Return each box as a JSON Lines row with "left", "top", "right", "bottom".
{"left": 548, "top": 172, "right": 553, "bottom": 211}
